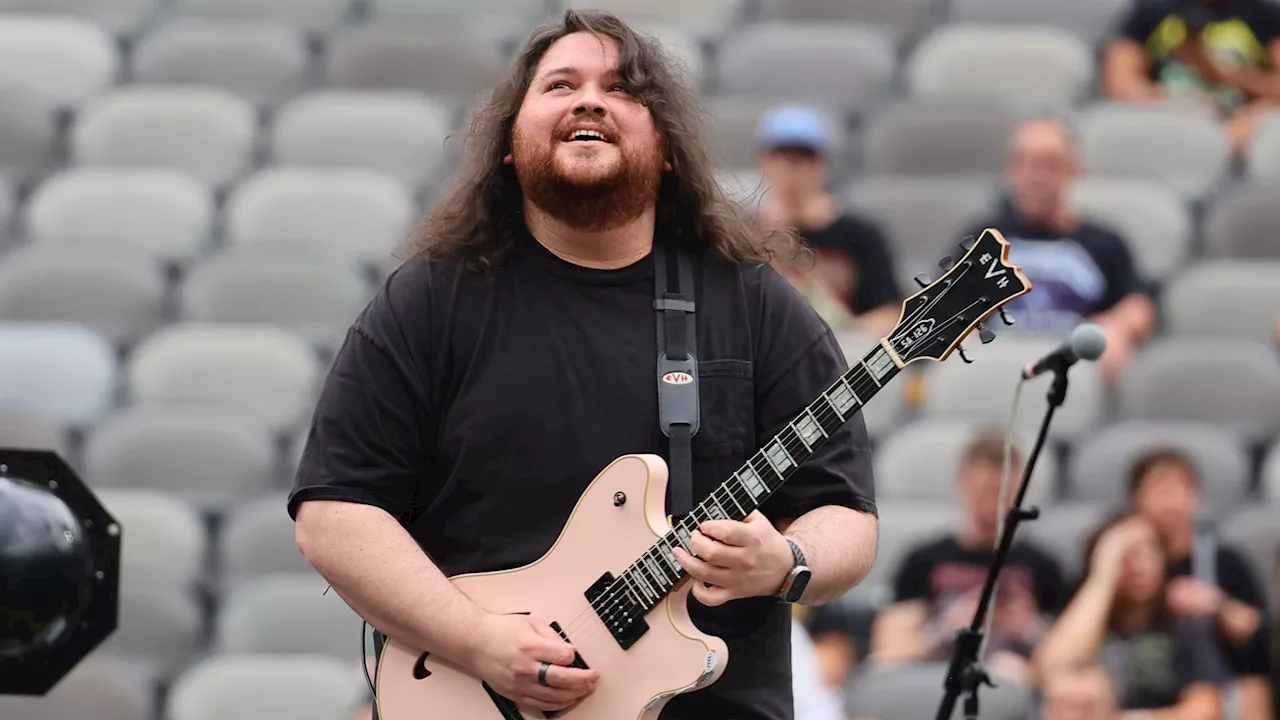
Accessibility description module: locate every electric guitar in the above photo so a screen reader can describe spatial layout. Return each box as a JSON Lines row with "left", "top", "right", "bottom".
{"left": 373, "top": 228, "right": 1033, "bottom": 719}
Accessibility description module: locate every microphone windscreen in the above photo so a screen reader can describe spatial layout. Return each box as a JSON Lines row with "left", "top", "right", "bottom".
{"left": 1069, "top": 323, "right": 1108, "bottom": 361}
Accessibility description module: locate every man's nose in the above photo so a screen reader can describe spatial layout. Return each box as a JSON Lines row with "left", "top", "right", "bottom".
{"left": 573, "top": 84, "right": 608, "bottom": 116}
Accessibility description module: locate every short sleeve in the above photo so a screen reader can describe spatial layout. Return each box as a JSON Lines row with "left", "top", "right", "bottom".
{"left": 892, "top": 545, "right": 935, "bottom": 603}
{"left": 843, "top": 217, "right": 902, "bottom": 313}
{"left": 1088, "top": 224, "right": 1146, "bottom": 311}
{"left": 1029, "top": 547, "right": 1069, "bottom": 614}
{"left": 1215, "top": 547, "right": 1272, "bottom": 675}
{"left": 1175, "top": 617, "right": 1234, "bottom": 688}
{"left": 751, "top": 268, "right": 877, "bottom": 522}
{"left": 287, "top": 263, "right": 439, "bottom": 523}
{"left": 1255, "top": 1, "right": 1280, "bottom": 46}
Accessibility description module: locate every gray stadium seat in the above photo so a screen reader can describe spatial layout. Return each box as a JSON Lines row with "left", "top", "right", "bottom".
{"left": 0, "top": 0, "right": 154, "bottom": 35}
{"left": 0, "top": 173, "right": 14, "bottom": 237}
{"left": 100, "top": 575, "right": 203, "bottom": 680}
{"left": 843, "top": 175, "right": 998, "bottom": 279}
{"left": 0, "top": 322, "right": 117, "bottom": 427}
{"left": 0, "top": 242, "right": 166, "bottom": 348}
{"left": 873, "top": 418, "right": 1056, "bottom": 505}
{"left": 1118, "top": 338, "right": 1280, "bottom": 443}
{"left": 947, "top": 0, "right": 1130, "bottom": 45}
{"left": 324, "top": 25, "right": 507, "bottom": 101}
{"left": 1162, "top": 260, "right": 1280, "bottom": 343}
{"left": 0, "top": 409, "right": 68, "bottom": 454}
{"left": 713, "top": 22, "right": 895, "bottom": 115}
{"left": 1076, "top": 103, "right": 1231, "bottom": 198}
{"left": 131, "top": 19, "right": 309, "bottom": 107}
{"left": 1264, "top": 443, "right": 1280, "bottom": 500}
{"left": 127, "top": 323, "right": 322, "bottom": 434}
{"left": 835, "top": 330, "right": 908, "bottom": 439}
{"left": 0, "top": 14, "right": 119, "bottom": 107}
{"left": 180, "top": 249, "right": 373, "bottom": 351}
{"left": 0, "top": 86, "right": 57, "bottom": 181}
{"left": 72, "top": 86, "right": 258, "bottom": 188}
{"left": 1245, "top": 109, "right": 1280, "bottom": 179}
{"left": 860, "top": 98, "right": 1023, "bottom": 177}
{"left": 904, "top": 24, "right": 1093, "bottom": 111}
{"left": 25, "top": 167, "right": 214, "bottom": 263}
{"left": 705, "top": 98, "right": 844, "bottom": 172}
{"left": 85, "top": 406, "right": 277, "bottom": 508}
{"left": 95, "top": 488, "right": 208, "bottom": 587}
{"left": 1020, "top": 501, "right": 1110, "bottom": 583}
{"left": 369, "top": 0, "right": 548, "bottom": 29}
{"left": 845, "top": 663, "right": 1034, "bottom": 720}
{"left": 1070, "top": 176, "right": 1193, "bottom": 282}
{"left": 173, "top": 0, "right": 353, "bottom": 30}
{"left": 0, "top": 658, "right": 152, "bottom": 720}
{"left": 921, "top": 334, "right": 1107, "bottom": 442}
{"left": 214, "top": 573, "right": 365, "bottom": 661}
{"left": 224, "top": 166, "right": 416, "bottom": 264}
{"left": 851, "top": 500, "right": 960, "bottom": 604}
{"left": 269, "top": 90, "right": 453, "bottom": 189}
{"left": 1067, "top": 420, "right": 1250, "bottom": 518}
{"left": 759, "top": 0, "right": 935, "bottom": 39}
{"left": 222, "top": 493, "right": 317, "bottom": 585}
{"left": 1204, "top": 179, "right": 1280, "bottom": 260}
{"left": 1216, "top": 503, "right": 1280, "bottom": 608}
{"left": 167, "top": 654, "right": 366, "bottom": 720}
{"left": 558, "top": 0, "right": 743, "bottom": 37}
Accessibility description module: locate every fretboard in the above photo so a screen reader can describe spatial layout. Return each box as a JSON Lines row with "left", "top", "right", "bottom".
{"left": 610, "top": 342, "right": 901, "bottom": 614}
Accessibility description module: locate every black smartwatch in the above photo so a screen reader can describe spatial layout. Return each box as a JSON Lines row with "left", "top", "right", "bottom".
{"left": 777, "top": 539, "right": 811, "bottom": 604}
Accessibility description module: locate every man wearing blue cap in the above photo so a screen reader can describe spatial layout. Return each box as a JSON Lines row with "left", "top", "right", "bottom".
{"left": 756, "top": 105, "right": 902, "bottom": 338}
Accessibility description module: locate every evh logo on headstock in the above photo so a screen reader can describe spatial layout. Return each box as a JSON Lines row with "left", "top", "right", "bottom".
{"left": 980, "top": 251, "right": 1011, "bottom": 290}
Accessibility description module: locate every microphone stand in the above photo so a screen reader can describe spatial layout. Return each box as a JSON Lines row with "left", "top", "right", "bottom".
{"left": 933, "top": 367, "right": 1069, "bottom": 720}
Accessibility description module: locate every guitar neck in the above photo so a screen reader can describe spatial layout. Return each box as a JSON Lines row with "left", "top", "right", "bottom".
{"left": 613, "top": 341, "right": 902, "bottom": 613}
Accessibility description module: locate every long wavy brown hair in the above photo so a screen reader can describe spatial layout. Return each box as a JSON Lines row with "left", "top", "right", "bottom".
{"left": 403, "top": 8, "right": 800, "bottom": 274}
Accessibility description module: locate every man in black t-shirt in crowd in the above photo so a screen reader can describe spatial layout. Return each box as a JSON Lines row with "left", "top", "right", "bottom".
{"left": 964, "top": 118, "right": 1156, "bottom": 386}
{"left": 1103, "top": 0, "right": 1280, "bottom": 157}
{"left": 866, "top": 431, "right": 1066, "bottom": 684}
{"left": 753, "top": 105, "right": 903, "bottom": 339}
{"left": 1126, "top": 447, "right": 1274, "bottom": 719}
{"left": 287, "top": 9, "right": 879, "bottom": 720}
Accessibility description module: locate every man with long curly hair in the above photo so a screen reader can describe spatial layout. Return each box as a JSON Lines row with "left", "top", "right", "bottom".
{"left": 288, "top": 9, "right": 880, "bottom": 720}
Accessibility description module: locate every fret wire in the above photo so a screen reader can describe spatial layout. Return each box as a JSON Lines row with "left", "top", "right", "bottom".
{"left": 720, "top": 483, "right": 745, "bottom": 516}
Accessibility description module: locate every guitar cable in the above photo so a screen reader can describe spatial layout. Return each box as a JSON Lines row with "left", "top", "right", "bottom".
{"left": 977, "top": 375, "right": 1027, "bottom": 664}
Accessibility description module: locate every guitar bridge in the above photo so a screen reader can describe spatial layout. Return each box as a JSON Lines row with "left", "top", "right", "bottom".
{"left": 585, "top": 572, "right": 648, "bottom": 650}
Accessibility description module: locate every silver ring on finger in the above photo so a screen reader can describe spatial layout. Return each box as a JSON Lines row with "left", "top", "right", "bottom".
{"left": 537, "top": 662, "right": 551, "bottom": 687}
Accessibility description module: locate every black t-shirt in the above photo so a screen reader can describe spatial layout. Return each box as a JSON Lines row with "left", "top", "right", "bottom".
{"left": 1169, "top": 543, "right": 1273, "bottom": 676}
{"left": 891, "top": 534, "right": 1067, "bottom": 657}
{"left": 964, "top": 206, "right": 1144, "bottom": 336}
{"left": 1117, "top": 0, "right": 1280, "bottom": 113}
{"left": 1098, "top": 617, "right": 1232, "bottom": 710}
{"left": 288, "top": 234, "right": 877, "bottom": 720}
{"left": 799, "top": 214, "right": 902, "bottom": 315}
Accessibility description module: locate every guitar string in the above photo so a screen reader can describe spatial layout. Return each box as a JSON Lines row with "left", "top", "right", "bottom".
{"left": 556, "top": 287, "right": 990, "bottom": 647}
{"left": 555, "top": 276, "right": 991, "bottom": 646}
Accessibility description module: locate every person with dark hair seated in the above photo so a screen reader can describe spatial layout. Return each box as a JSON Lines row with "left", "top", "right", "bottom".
{"left": 1127, "top": 447, "right": 1273, "bottom": 719}
{"left": 1032, "top": 513, "right": 1231, "bottom": 718}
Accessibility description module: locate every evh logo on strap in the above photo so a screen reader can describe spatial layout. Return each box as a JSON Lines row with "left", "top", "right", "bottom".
{"left": 662, "top": 372, "right": 693, "bottom": 385}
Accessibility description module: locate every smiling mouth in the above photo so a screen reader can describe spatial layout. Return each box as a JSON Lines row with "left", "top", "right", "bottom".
{"left": 567, "top": 129, "right": 609, "bottom": 143}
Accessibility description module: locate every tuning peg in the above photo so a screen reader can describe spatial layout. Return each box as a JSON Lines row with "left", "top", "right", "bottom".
{"left": 957, "top": 346, "right": 974, "bottom": 364}
{"left": 960, "top": 236, "right": 976, "bottom": 252}
{"left": 999, "top": 308, "right": 1016, "bottom": 326}
{"left": 978, "top": 323, "right": 996, "bottom": 344}
{"left": 937, "top": 255, "right": 954, "bottom": 272}
{"left": 913, "top": 273, "right": 931, "bottom": 289}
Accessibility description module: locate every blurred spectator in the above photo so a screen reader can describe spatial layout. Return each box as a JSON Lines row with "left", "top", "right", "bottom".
{"left": 802, "top": 601, "right": 864, "bottom": 691}
{"left": 1040, "top": 664, "right": 1123, "bottom": 720}
{"left": 755, "top": 105, "right": 903, "bottom": 338}
{"left": 791, "top": 616, "right": 846, "bottom": 720}
{"left": 1127, "top": 447, "right": 1274, "bottom": 719}
{"left": 867, "top": 431, "right": 1066, "bottom": 683}
{"left": 1032, "top": 513, "right": 1230, "bottom": 717}
{"left": 1102, "top": 0, "right": 1280, "bottom": 156}
{"left": 963, "top": 118, "right": 1155, "bottom": 386}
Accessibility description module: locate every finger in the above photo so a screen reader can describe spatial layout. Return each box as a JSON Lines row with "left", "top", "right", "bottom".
{"left": 691, "top": 580, "right": 733, "bottom": 607}
{"left": 689, "top": 530, "right": 742, "bottom": 566}
{"left": 543, "top": 664, "right": 600, "bottom": 691}
{"left": 526, "top": 621, "right": 577, "bottom": 666}
{"left": 673, "top": 546, "right": 732, "bottom": 587}
{"left": 698, "top": 519, "right": 754, "bottom": 546}
{"left": 519, "top": 688, "right": 578, "bottom": 712}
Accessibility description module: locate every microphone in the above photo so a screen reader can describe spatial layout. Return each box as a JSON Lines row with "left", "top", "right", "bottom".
{"left": 1021, "top": 323, "right": 1108, "bottom": 380}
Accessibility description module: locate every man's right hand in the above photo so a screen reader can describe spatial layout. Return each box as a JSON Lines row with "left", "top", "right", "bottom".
{"left": 463, "top": 613, "right": 600, "bottom": 713}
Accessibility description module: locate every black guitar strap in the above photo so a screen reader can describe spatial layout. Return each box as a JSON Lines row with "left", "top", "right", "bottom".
{"left": 653, "top": 242, "right": 700, "bottom": 519}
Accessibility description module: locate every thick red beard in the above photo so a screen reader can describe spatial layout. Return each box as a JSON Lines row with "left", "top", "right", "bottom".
{"left": 511, "top": 126, "right": 664, "bottom": 233}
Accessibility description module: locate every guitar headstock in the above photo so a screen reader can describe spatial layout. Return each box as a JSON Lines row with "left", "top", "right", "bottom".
{"left": 884, "top": 229, "right": 1032, "bottom": 366}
